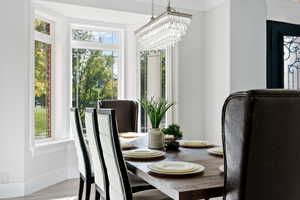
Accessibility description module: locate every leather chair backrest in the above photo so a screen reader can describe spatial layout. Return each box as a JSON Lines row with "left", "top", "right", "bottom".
{"left": 222, "top": 90, "right": 300, "bottom": 200}
{"left": 98, "top": 100, "right": 138, "bottom": 133}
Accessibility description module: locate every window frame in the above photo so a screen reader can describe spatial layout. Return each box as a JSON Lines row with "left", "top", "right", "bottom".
{"left": 33, "top": 14, "right": 56, "bottom": 142}
{"left": 70, "top": 24, "right": 125, "bottom": 104}
{"left": 137, "top": 46, "right": 178, "bottom": 131}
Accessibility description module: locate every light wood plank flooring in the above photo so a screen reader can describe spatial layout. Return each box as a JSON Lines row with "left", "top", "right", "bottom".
{"left": 4, "top": 179, "right": 221, "bottom": 200}
{"left": 4, "top": 179, "right": 90, "bottom": 200}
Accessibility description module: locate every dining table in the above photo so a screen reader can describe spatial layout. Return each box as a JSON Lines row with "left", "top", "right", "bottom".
{"left": 120, "top": 134, "right": 224, "bottom": 200}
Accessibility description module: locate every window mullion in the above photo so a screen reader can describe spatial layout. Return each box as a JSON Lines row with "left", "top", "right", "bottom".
{"left": 35, "top": 31, "right": 52, "bottom": 44}
{"left": 71, "top": 41, "right": 120, "bottom": 51}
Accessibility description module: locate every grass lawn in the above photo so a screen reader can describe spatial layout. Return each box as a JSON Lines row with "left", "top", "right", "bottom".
{"left": 35, "top": 109, "right": 48, "bottom": 136}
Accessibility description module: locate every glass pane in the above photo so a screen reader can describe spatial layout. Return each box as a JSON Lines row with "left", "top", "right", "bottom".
{"left": 284, "top": 36, "right": 300, "bottom": 89}
{"left": 35, "top": 41, "right": 51, "bottom": 139}
{"left": 72, "top": 29, "right": 119, "bottom": 44}
{"left": 140, "top": 50, "right": 166, "bottom": 132}
{"left": 72, "top": 48, "right": 118, "bottom": 125}
{"left": 35, "top": 18, "right": 51, "bottom": 35}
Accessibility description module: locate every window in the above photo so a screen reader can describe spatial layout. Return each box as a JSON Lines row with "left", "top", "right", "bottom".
{"left": 34, "top": 17, "right": 54, "bottom": 139}
{"left": 71, "top": 27, "right": 122, "bottom": 123}
{"left": 140, "top": 50, "right": 167, "bottom": 132}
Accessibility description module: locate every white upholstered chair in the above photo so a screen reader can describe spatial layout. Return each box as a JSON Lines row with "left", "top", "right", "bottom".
{"left": 85, "top": 108, "right": 109, "bottom": 200}
{"left": 70, "top": 108, "right": 94, "bottom": 200}
{"left": 96, "top": 109, "right": 171, "bottom": 200}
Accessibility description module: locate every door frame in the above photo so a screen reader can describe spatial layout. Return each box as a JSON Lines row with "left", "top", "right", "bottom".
{"left": 267, "top": 20, "right": 300, "bottom": 88}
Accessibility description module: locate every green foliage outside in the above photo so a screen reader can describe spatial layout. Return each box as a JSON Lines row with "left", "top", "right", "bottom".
{"left": 35, "top": 19, "right": 50, "bottom": 35}
{"left": 34, "top": 20, "right": 51, "bottom": 136}
{"left": 35, "top": 109, "right": 48, "bottom": 135}
{"left": 72, "top": 30, "right": 118, "bottom": 123}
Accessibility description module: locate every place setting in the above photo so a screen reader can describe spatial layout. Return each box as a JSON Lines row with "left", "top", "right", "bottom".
{"left": 179, "top": 140, "right": 215, "bottom": 148}
{"left": 123, "top": 148, "right": 165, "bottom": 160}
{"left": 119, "top": 132, "right": 148, "bottom": 139}
{"left": 120, "top": 141, "right": 137, "bottom": 150}
{"left": 148, "top": 161, "right": 205, "bottom": 176}
{"left": 207, "top": 147, "right": 224, "bottom": 157}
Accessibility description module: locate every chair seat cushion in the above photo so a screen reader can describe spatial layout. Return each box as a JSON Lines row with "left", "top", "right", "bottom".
{"left": 133, "top": 189, "right": 172, "bottom": 200}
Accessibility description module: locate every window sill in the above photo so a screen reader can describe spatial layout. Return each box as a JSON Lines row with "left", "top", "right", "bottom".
{"left": 31, "top": 138, "right": 75, "bottom": 156}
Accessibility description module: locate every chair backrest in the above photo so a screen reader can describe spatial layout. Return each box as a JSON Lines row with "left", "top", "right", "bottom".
{"left": 98, "top": 100, "right": 138, "bottom": 133}
{"left": 85, "top": 108, "right": 109, "bottom": 198}
{"left": 97, "top": 109, "right": 133, "bottom": 200}
{"left": 70, "top": 108, "right": 92, "bottom": 178}
{"left": 222, "top": 90, "right": 300, "bottom": 200}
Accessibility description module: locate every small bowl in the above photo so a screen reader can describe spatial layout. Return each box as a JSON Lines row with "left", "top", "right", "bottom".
{"left": 165, "top": 141, "right": 180, "bottom": 151}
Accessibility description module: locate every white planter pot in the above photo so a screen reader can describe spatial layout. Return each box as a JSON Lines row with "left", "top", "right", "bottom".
{"left": 148, "top": 128, "right": 164, "bottom": 149}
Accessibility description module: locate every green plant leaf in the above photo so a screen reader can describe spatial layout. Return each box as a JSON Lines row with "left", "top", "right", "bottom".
{"left": 139, "top": 97, "right": 175, "bottom": 129}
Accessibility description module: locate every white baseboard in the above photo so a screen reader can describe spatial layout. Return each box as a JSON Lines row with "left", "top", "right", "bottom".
{"left": 0, "top": 182, "right": 24, "bottom": 198}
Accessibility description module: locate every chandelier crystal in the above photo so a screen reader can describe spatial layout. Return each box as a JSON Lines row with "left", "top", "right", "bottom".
{"left": 135, "top": 1, "right": 192, "bottom": 51}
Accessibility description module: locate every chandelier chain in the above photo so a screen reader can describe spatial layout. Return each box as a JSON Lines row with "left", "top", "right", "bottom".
{"left": 151, "top": 0, "right": 154, "bottom": 20}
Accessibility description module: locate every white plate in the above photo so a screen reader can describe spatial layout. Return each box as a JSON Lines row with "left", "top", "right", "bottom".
{"left": 123, "top": 149, "right": 165, "bottom": 159}
{"left": 119, "top": 132, "right": 146, "bottom": 139}
{"left": 219, "top": 165, "right": 224, "bottom": 172}
{"left": 153, "top": 161, "right": 199, "bottom": 173}
{"left": 121, "top": 142, "right": 135, "bottom": 150}
{"left": 149, "top": 161, "right": 205, "bottom": 175}
{"left": 207, "top": 147, "right": 223, "bottom": 156}
{"left": 179, "top": 140, "right": 214, "bottom": 148}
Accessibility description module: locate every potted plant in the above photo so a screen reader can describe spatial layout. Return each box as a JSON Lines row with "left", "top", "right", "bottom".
{"left": 162, "top": 124, "right": 183, "bottom": 140}
{"left": 140, "top": 97, "right": 174, "bottom": 149}
{"left": 162, "top": 124, "right": 182, "bottom": 151}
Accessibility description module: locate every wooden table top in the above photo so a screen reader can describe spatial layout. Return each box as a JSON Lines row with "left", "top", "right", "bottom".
{"left": 123, "top": 135, "right": 224, "bottom": 200}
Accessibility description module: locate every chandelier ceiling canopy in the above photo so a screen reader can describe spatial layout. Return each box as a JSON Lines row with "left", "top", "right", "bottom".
{"left": 135, "top": 0, "right": 192, "bottom": 51}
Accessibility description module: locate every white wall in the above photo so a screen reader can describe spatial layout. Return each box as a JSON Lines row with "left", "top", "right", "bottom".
{"left": 203, "top": 0, "right": 230, "bottom": 145}
{"left": 178, "top": 12, "right": 206, "bottom": 140}
{"left": 0, "top": 0, "right": 29, "bottom": 197}
{"left": 0, "top": 1, "right": 149, "bottom": 197}
{"left": 267, "top": 0, "right": 300, "bottom": 24}
{"left": 23, "top": 5, "right": 79, "bottom": 196}
{"left": 230, "top": 0, "right": 267, "bottom": 92}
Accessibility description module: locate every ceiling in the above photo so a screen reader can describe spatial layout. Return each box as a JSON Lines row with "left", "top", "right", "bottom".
{"left": 35, "top": 1, "right": 150, "bottom": 25}
{"left": 136, "top": 0, "right": 225, "bottom": 11}
{"left": 35, "top": 0, "right": 226, "bottom": 26}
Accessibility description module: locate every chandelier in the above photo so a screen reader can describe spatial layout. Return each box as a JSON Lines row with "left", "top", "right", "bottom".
{"left": 135, "top": 0, "right": 192, "bottom": 51}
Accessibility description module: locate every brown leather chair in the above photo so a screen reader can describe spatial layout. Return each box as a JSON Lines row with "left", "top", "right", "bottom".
{"left": 222, "top": 89, "right": 300, "bottom": 200}
{"left": 98, "top": 100, "right": 138, "bottom": 133}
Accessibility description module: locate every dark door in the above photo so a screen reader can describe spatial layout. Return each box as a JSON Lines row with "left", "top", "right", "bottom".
{"left": 267, "top": 20, "right": 300, "bottom": 89}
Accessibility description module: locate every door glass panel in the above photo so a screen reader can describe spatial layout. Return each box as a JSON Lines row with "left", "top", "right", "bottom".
{"left": 284, "top": 36, "right": 300, "bottom": 89}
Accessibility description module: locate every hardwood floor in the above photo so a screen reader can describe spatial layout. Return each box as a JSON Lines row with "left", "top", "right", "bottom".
{"left": 4, "top": 179, "right": 92, "bottom": 200}
{"left": 4, "top": 179, "right": 222, "bottom": 200}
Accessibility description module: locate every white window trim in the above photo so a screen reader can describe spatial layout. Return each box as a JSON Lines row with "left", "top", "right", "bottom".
{"left": 30, "top": 12, "right": 56, "bottom": 146}
{"left": 70, "top": 24, "right": 125, "bottom": 100}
